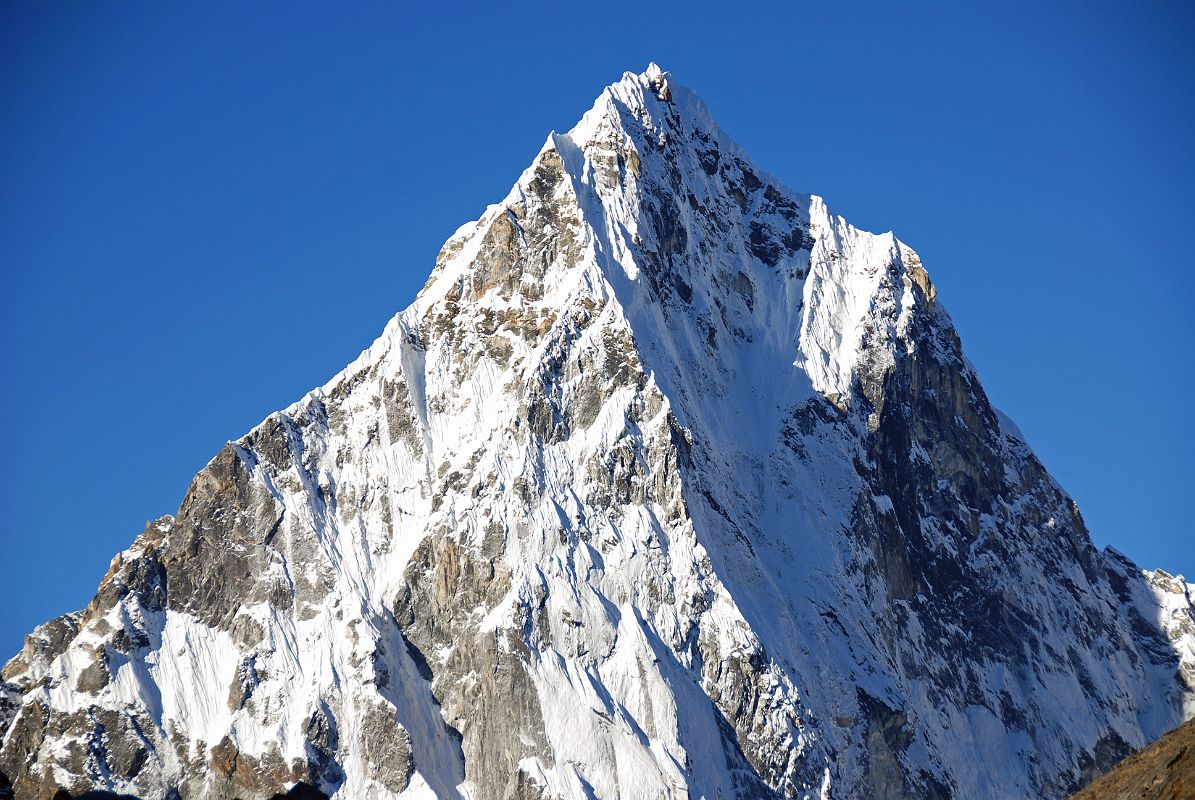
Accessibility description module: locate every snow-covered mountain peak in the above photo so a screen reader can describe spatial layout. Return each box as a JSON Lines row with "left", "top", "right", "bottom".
{"left": 2, "top": 65, "right": 1192, "bottom": 800}
{"left": 402, "top": 62, "right": 931, "bottom": 439}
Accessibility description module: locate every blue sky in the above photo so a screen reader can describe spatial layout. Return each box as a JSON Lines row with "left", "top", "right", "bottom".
{"left": 1, "top": 2, "right": 1192, "bottom": 656}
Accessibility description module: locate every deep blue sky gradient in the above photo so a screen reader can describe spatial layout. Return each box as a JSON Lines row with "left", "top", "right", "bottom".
{"left": 2, "top": 2, "right": 1193, "bottom": 656}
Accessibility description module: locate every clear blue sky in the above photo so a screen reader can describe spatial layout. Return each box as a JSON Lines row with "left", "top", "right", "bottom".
{"left": 2, "top": 2, "right": 1192, "bottom": 657}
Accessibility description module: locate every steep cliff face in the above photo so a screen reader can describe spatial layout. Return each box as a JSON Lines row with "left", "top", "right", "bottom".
{"left": 2, "top": 64, "right": 1192, "bottom": 800}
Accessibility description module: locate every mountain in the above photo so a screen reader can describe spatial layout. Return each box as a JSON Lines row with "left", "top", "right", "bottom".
{"left": 2, "top": 64, "right": 1192, "bottom": 800}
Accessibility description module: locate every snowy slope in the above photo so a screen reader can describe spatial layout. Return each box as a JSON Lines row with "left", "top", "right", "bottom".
{"left": 2, "top": 64, "right": 1192, "bottom": 800}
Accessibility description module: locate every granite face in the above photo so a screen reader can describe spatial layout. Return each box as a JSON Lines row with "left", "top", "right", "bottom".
{"left": 2, "top": 65, "right": 1192, "bottom": 800}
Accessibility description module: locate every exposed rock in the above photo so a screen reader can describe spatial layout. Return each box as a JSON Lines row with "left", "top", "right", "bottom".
{"left": 357, "top": 699, "right": 413, "bottom": 794}
{"left": 74, "top": 649, "right": 110, "bottom": 695}
{"left": 1068, "top": 716, "right": 1195, "bottom": 799}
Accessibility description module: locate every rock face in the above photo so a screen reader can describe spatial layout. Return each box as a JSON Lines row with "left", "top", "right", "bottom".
{"left": 2, "top": 64, "right": 1193, "bottom": 800}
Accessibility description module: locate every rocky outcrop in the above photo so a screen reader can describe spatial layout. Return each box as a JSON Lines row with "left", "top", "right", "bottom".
{"left": 1067, "top": 715, "right": 1195, "bottom": 799}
